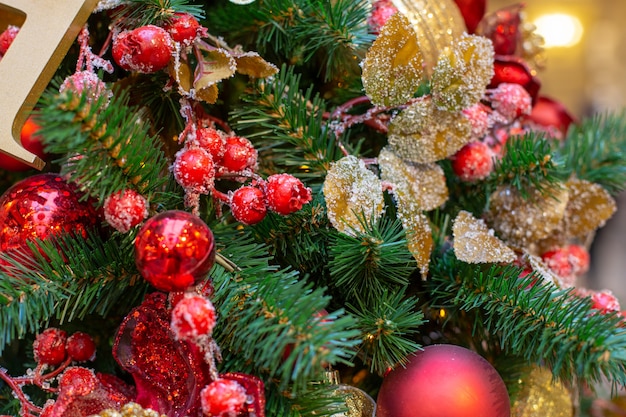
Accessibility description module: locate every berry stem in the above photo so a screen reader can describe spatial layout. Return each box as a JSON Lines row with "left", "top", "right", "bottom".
{"left": 0, "top": 368, "right": 43, "bottom": 415}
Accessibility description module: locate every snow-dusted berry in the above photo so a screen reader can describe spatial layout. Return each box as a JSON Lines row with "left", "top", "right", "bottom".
{"left": 265, "top": 174, "right": 312, "bottom": 215}
{"left": 104, "top": 189, "right": 149, "bottom": 233}
{"left": 164, "top": 13, "right": 201, "bottom": 45}
{"left": 451, "top": 141, "right": 495, "bottom": 182}
{"left": 60, "top": 70, "right": 111, "bottom": 104}
{"left": 591, "top": 290, "right": 621, "bottom": 315}
{"left": 66, "top": 332, "right": 96, "bottom": 362}
{"left": 33, "top": 328, "right": 68, "bottom": 366}
{"left": 196, "top": 127, "right": 226, "bottom": 162}
{"left": 171, "top": 294, "right": 217, "bottom": 342}
{"left": 368, "top": 0, "right": 398, "bottom": 35}
{"left": 112, "top": 25, "right": 173, "bottom": 73}
{"left": 462, "top": 103, "right": 492, "bottom": 140}
{"left": 0, "top": 25, "right": 19, "bottom": 56}
{"left": 231, "top": 186, "right": 267, "bottom": 225}
{"left": 221, "top": 136, "right": 257, "bottom": 173}
{"left": 172, "top": 147, "right": 215, "bottom": 193}
{"left": 200, "top": 379, "right": 248, "bottom": 417}
{"left": 58, "top": 367, "right": 98, "bottom": 397}
{"left": 489, "top": 82, "right": 532, "bottom": 123}
{"left": 567, "top": 244, "right": 590, "bottom": 276}
{"left": 541, "top": 246, "right": 572, "bottom": 278}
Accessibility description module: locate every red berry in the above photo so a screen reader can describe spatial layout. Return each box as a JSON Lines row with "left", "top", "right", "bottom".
{"left": 265, "top": 174, "right": 312, "bottom": 215}
{"left": 59, "top": 71, "right": 110, "bottom": 104}
{"left": 196, "top": 127, "right": 226, "bottom": 163}
{"left": 200, "top": 379, "right": 248, "bottom": 417}
{"left": 489, "top": 83, "right": 532, "bottom": 123}
{"left": 541, "top": 247, "right": 572, "bottom": 278}
{"left": 172, "top": 147, "right": 215, "bottom": 193}
{"left": 567, "top": 244, "right": 590, "bottom": 276}
{"left": 171, "top": 294, "right": 217, "bottom": 342}
{"left": 112, "top": 25, "right": 173, "bottom": 73}
{"left": 451, "top": 141, "right": 495, "bottom": 182}
{"left": 591, "top": 290, "right": 621, "bottom": 315}
{"left": 462, "top": 103, "right": 491, "bottom": 140}
{"left": 104, "top": 189, "right": 149, "bottom": 233}
{"left": 0, "top": 25, "right": 19, "bottom": 55}
{"left": 58, "top": 367, "right": 98, "bottom": 397}
{"left": 33, "top": 328, "right": 68, "bottom": 366}
{"left": 368, "top": 0, "right": 398, "bottom": 34}
{"left": 231, "top": 186, "right": 267, "bottom": 225}
{"left": 164, "top": 13, "right": 201, "bottom": 44}
{"left": 221, "top": 136, "right": 257, "bottom": 173}
{"left": 66, "top": 332, "right": 96, "bottom": 362}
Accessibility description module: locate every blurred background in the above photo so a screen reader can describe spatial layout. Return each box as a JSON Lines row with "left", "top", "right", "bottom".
{"left": 488, "top": 0, "right": 626, "bottom": 301}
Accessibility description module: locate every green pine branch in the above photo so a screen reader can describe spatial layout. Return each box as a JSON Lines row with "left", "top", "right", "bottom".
{"left": 112, "top": 0, "right": 205, "bottom": 28}
{"left": 427, "top": 250, "right": 626, "bottom": 388}
{"left": 489, "top": 133, "right": 569, "bottom": 198}
{"left": 37, "top": 86, "right": 173, "bottom": 207}
{"left": 557, "top": 111, "right": 626, "bottom": 195}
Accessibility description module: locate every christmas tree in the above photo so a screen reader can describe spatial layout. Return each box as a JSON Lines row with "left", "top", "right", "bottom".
{"left": 1, "top": 0, "right": 626, "bottom": 416}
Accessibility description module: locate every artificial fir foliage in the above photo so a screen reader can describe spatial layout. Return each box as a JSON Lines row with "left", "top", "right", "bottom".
{"left": 2, "top": 0, "right": 626, "bottom": 416}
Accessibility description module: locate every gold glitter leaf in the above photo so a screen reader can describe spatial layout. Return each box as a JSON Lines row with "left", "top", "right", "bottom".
{"left": 486, "top": 185, "right": 569, "bottom": 249}
{"left": 390, "top": 0, "right": 467, "bottom": 75}
{"left": 396, "top": 200, "right": 433, "bottom": 278}
{"left": 387, "top": 98, "right": 472, "bottom": 163}
{"left": 511, "top": 366, "right": 573, "bottom": 417}
{"left": 361, "top": 13, "right": 425, "bottom": 107}
{"left": 323, "top": 156, "right": 384, "bottom": 235}
{"left": 431, "top": 34, "right": 495, "bottom": 112}
{"left": 562, "top": 178, "right": 616, "bottom": 239}
{"left": 233, "top": 51, "right": 279, "bottom": 78}
{"left": 452, "top": 210, "right": 516, "bottom": 264}
{"left": 378, "top": 147, "right": 448, "bottom": 211}
{"left": 96, "top": 402, "right": 166, "bottom": 417}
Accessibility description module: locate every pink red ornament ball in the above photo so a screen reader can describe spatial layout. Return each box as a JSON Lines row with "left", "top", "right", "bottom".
{"left": 376, "top": 344, "right": 510, "bottom": 417}
{"left": 134, "top": 210, "right": 216, "bottom": 292}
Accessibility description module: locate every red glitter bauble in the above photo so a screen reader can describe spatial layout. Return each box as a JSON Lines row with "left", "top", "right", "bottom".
{"left": 0, "top": 174, "right": 99, "bottom": 255}
{"left": 376, "top": 345, "right": 510, "bottom": 417}
{"left": 134, "top": 210, "right": 216, "bottom": 292}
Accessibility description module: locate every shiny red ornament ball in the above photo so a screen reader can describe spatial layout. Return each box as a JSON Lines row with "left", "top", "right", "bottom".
{"left": 221, "top": 136, "right": 258, "bottom": 173}
{"left": 33, "top": 328, "right": 68, "bottom": 366}
{"left": 231, "top": 186, "right": 267, "bottom": 225}
{"left": 103, "top": 189, "right": 148, "bottom": 233}
{"left": 172, "top": 147, "right": 215, "bottom": 193}
{"left": 171, "top": 294, "right": 217, "bottom": 342}
{"left": 0, "top": 174, "right": 99, "bottom": 254}
{"left": 112, "top": 25, "right": 173, "bottom": 73}
{"left": 451, "top": 141, "right": 495, "bottom": 182}
{"left": 66, "top": 332, "right": 97, "bottom": 362}
{"left": 376, "top": 345, "right": 510, "bottom": 417}
{"left": 200, "top": 379, "right": 248, "bottom": 417}
{"left": 164, "top": 12, "right": 201, "bottom": 44}
{"left": 265, "top": 174, "right": 312, "bottom": 215}
{"left": 134, "top": 210, "right": 216, "bottom": 292}
{"left": 0, "top": 115, "right": 49, "bottom": 172}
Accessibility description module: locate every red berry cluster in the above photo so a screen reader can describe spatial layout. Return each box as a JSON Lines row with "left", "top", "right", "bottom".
{"left": 33, "top": 328, "right": 97, "bottom": 366}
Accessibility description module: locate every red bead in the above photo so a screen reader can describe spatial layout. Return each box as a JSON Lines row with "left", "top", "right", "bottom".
{"left": 221, "top": 136, "right": 257, "bottom": 173}
{"left": 33, "top": 328, "right": 68, "bottom": 366}
{"left": 451, "top": 141, "right": 494, "bottom": 182}
{"left": 112, "top": 25, "right": 173, "bottom": 73}
{"left": 0, "top": 25, "right": 19, "bottom": 55}
{"left": 376, "top": 345, "right": 510, "bottom": 417}
{"left": 103, "top": 189, "right": 149, "bottom": 233}
{"left": 171, "top": 294, "right": 217, "bottom": 342}
{"left": 163, "top": 13, "right": 201, "bottom": 44}
{"left": 0, "top": 174, "right": 99, "bottom": 255}
{"left": 196, "top": 127, "right": 226, "bottom": 163}
{"left": 172, "top": 147, "right": 215, "bottom": 193}
{"left": 134, "top": 210, "right": 216, "bottom": 292}
{"left": 0, "top": 115, "right": 49, "bottom": 172}
{"left": 66, "top": 332, "right": 97, "bottom": 362}
{"left": 200, "top": 379, "right": 248, "bottom": 417}
{"left": 265, "top": 174, "right": 312, "bottom": 215}
{"left": 231, "top": 186, "right": 267, "bottom": 225}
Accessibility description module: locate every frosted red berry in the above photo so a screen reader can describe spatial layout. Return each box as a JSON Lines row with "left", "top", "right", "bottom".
{"left": 489, "top": 83, "right": 532, "bottom": 123}
{"left": 591, "top": 290, "right": 621, "bottom": 315}
{"left": 266, "top": 174, "right": 312, "bottom": 215}
{"left": 104, "top": 189, "right": 149, "bottom": 233}
{"left": 0, "top": 25, "right": 19, "bottom": 56}
{"left": 171, "top": 294, "right": 217, "bottom": 342}
{"left": 231, "top": 186, "right": 267, "bottom": 225}
{"left": 221, "top": 136, "right": 257, "bottom": 173}
{"left": 164, "top": 13, "right": 201, "bottom": 45}
{"left": 541, "top": 247, "right": 572, "bottom": 278}
{"left": 58, "top": 367, "right": 98, "bottom": 397}
{"left": 112, "top": 25, "right": 173, "bottom": 73}
{"left": 66, "top": 332, "right": 97, "bottom": 362}
{"left": 368, "top": 0, "right": 398, "bottom": 34}
{"left": 200, "top": 379, "right": 248, "bottom": 417}
{"left": 172, "top": 147, "right": 215, "bottom": 193}
{"left": 567, "top": 244, "right": 590, "bottom": 276}
{"left": 33, "top": 328, "right": 68, "bottom": 366}
{"left": 60, "top": 71, "right": 110, "bottom": 104}
{"left": 451, "top": 141, "right": 495, "bottom": 182}
{"left": 196, "top": 127, "right": 226, "bottom": 163}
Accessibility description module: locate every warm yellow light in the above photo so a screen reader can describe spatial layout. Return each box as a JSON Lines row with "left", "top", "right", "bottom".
{"left": 533, "top": 13, "right": 583, "bottom": 48}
